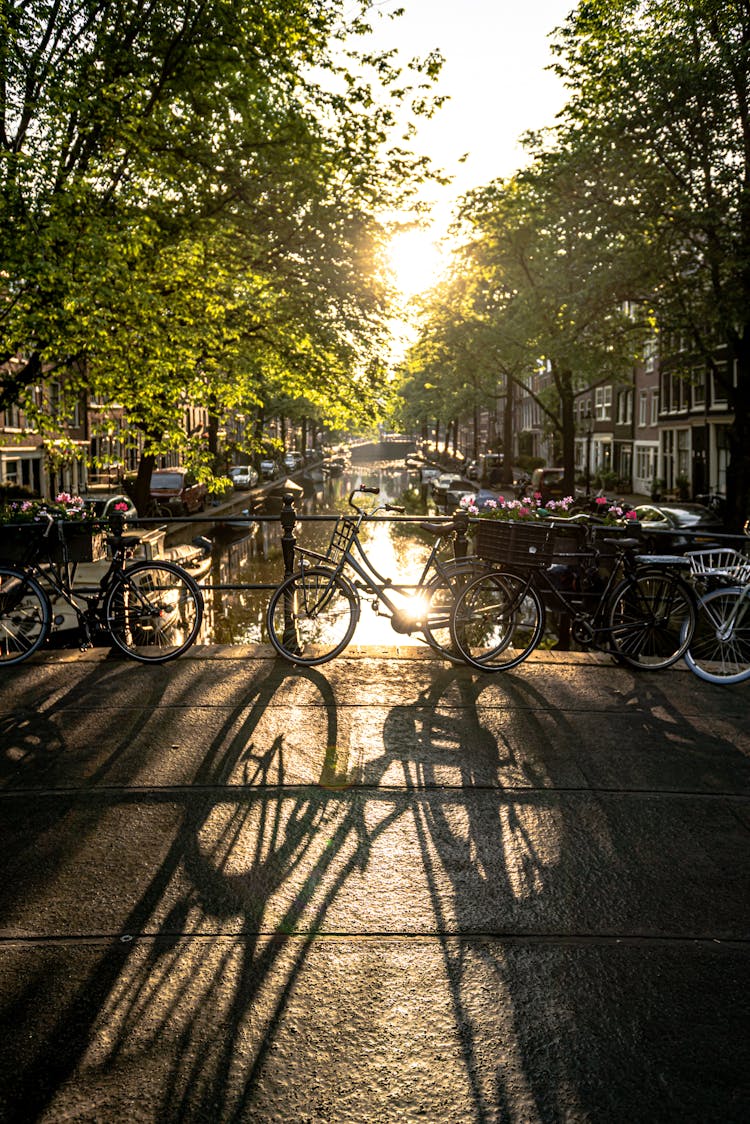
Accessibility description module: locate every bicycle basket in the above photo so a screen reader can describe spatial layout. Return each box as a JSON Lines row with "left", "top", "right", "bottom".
{"left": 326, "top": 517, "right": 358, "bottom": 567}
{"left": 476, "top": 519, "right": 554, "bottom": 567}
{"left": 687, "top": 548, "right": 750, "bottom": 583}
{"left": 0, "top": 521, "right": 107, "bottom": 565}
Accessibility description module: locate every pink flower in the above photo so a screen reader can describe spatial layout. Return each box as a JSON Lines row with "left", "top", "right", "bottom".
{"left": 595, "top": 496, "right": 608, "bottom": 506}
{"left": 533, "top": 491, "right": 542, "bottom": 500}
{"left": 114, "top": 502, "right": 129, "bottom": 511}
{"left": 625, "top": 509, "right": 638, "bottom": 520}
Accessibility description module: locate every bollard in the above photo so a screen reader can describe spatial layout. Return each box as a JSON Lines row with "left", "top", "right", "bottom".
{"left": 279, "top": 492, "right": 301, "bottom": 654}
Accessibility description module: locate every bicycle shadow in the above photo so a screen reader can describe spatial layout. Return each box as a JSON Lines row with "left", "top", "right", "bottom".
{"left": 377, "top": 663, "right": 750, "bottom": 1122}
{"left": 0, "top": 657, "right": 409, "bottom": 1123}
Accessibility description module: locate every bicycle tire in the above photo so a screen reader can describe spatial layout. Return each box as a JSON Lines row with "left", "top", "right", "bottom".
{"left": 104, "top": 561, "right": 204, "bottom": 663}
{"left": 607, "top": 569, "right": 695, "bottom": 670}
{"left": 449, "top": 569, "right": 544, "bottom": 672}
{"left": 420, "top": 560, "right": 487, "bottom": 663}
{"left": 266, "top": 566, "right": 359, "bottom": 666}
{"left": 683, "top": 585, "right": 750, "bottom": 684}
{"left": 0, "top": 566, "right": 51, "bottom": 665}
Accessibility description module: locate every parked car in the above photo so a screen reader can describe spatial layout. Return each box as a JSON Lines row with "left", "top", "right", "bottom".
{"left": 149, "top": 468, "right": 208, "bottom": 514}
{"left": 228, "top": 465, "right": 259, "bottom": 489}
{"left": 283, "top": 450, "right": 305, "bottom": 473}
{"left": 80, "top": 493, "right": 138, "bottom": 520}
{"left": 632, "top": 502, "right": 725, "bottom": 549}
{"left": 431, "top": 474, "right": 476, "bottom": 507}
{"left": 259, "top": 458, "right": 281, "bottom": 480}
{"left": 529, "top": 467, "right": 571, "bottom": 503}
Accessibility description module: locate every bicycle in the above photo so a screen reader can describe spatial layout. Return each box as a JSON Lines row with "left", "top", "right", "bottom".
{"left": 449, "top": 517, "right": 697, "bottom": 672}
{"left": 265, "top": 486, "right": 483, "bottom": 666}
{"left": 681, "top": 547, "right": 750, "bottom": 684}
{"left": 0, "top": 513, "right": 204, "bottom": 665}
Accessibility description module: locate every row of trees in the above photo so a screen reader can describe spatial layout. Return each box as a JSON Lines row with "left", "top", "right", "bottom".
{"left": 1, "top": 0, "right": 442, "bottom": 508}
{"left": 395, "top": 0, "right": 750, "bottom": 530}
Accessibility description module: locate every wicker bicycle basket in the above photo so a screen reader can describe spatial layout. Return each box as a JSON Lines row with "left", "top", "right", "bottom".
{"left": 326, "top": 517, "right": 358, "bottom": 568}
{"left": 475, "top": 519, "right": 555, "bottom": 567}
{"left": 687, "top": 548, "right": 750, "bottom": 583}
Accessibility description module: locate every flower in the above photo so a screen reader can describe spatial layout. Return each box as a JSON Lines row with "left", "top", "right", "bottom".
{"left": 464, "top": 492, "right": 575, "bottom": 524}
{"left": 0, "top": 493, "right": 90, "bottom": 526}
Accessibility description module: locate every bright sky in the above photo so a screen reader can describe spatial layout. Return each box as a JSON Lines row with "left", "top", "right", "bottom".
{"left": 365, "top": 0, "right": 575, "bottom": 298}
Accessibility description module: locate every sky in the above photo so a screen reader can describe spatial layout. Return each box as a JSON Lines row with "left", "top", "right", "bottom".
{"left": 360, "top": 0, "right": 576, "bottom": 297}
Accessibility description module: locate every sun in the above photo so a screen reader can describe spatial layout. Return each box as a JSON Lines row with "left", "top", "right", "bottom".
{"left": 386, "top": 227, "right": 446, "bottom": 298}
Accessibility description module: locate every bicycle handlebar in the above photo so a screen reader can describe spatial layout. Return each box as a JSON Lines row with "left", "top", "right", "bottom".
{"left": 348, "top": 486, "right": 380, "bottom": 511}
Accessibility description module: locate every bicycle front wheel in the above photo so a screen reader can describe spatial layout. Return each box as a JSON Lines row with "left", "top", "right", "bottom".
{"left": 105, "top": 561, "right": 204, "bottom": 662}
{"left": 684, "top": 585, "right": 750, "bottom": 684}
{"left": 607, "top": 570, "right": 695, "bottom": 670}
{"left": 266, "top": 567, "right": 359, "bottom": 666}
{"left": 450, "top": 570, "right": 544, "bottom": 672}
{"left": 0, "top": 566, "right": 51, "bottom": 665}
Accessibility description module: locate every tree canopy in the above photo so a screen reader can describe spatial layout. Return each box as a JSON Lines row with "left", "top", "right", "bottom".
{"left": 1, "top": 0, "right": 443, "bottom": 492}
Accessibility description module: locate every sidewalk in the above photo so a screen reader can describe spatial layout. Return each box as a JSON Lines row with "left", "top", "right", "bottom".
{"left": 0, "top": 646, "right": 747, "bottom": 1123}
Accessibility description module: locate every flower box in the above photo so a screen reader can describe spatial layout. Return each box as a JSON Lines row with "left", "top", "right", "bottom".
{"left": 475, "top": 519, "right": 555, "bottom": 567}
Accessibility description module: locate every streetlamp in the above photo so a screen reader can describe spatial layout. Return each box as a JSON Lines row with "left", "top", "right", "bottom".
{"left": 582, "top": 414, "right": 594, "bottom": 496}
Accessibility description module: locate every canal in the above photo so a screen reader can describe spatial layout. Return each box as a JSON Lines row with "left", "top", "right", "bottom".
{"left": 199, "top": 458, "right": 444, "bottom": 648}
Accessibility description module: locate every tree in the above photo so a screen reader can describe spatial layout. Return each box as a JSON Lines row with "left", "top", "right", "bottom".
{"left": 1, "top": 0, "right": 442, "bottom": 506}
{"left": 551, "top": 0, "right": 750, "bottom": 528}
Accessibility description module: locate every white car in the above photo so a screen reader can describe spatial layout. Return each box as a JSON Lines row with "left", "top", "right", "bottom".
{"left": 283, "top": 451, "right": 305, "bottom": 472}
{"left": 228, "top": 465, "right": 259, "bottom": 489}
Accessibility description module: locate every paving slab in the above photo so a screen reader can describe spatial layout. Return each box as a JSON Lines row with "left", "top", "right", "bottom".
{"left": 0, "top": 647, "right": 748, "bottom": 1122}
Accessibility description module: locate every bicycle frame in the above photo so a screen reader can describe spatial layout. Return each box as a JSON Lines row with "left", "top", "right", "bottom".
{"left": 496, "top": 533, "right": 688, "bottom": 650}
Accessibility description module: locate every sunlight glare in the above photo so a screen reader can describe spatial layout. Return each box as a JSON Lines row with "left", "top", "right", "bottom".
{"left": 387, "top": 228, "right": 445, "bottom": 298}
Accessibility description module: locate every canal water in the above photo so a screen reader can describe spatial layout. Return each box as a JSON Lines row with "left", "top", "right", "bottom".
{"left": 199, "top": 458, "right": 445, "bottom": 648}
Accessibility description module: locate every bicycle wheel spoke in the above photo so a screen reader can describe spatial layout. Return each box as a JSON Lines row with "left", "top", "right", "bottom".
{"left": 267, "top": 568, "right": 357, "bottom": 666}
{"left": 0, "top": 568, "right": 50, "bottom": 664}
{"left": 450, "top": 571, "right": 543, "bottom": 671}
{"left": 686, "top": 587, "right": 750, "bottom": 683}
{"left": 106, "top": 563, "right": 203, "bottom": 662}
{"left": 609, "top": 571, "right": 694, "bottom": 669}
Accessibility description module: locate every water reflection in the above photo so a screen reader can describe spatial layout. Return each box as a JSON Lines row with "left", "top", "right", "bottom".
{"left": 200, "top": 460, "right": 439, "bottom": 647}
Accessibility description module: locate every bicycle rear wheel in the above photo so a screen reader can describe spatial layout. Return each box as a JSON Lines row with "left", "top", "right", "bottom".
{"left": 684, "top": 585, "right": 750, "bottom": 684}
{"left": 0, "top": 566, "right": 51, "bottom": 664}
{"left": 105, "top": 561, "right": 203, "bottom": 662}
{"left": 607, "top": 570, "right": 695, "bottom": 670}
{"left": 450, "top": 570, "right": 544, "bottom": 672}
{"left": 420, "top": 560, "right": 486, "bottom": 663}
{"left": 266, "top": 566, "right": 359, "bottom": 666}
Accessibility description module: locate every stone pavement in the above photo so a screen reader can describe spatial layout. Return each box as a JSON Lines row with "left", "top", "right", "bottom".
{"left": 0, "top": 645, "right": 748, "bottom": 1123}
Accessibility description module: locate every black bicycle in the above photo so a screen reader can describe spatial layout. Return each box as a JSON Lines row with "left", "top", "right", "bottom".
{"left": 266, "top": 486, "right": 482, "bottom": 666}
{"left": 450, "top": 517, "right": 697, "bottom": 672}
{"left": 0, "top": 513, "right": 203, "bottom": 665}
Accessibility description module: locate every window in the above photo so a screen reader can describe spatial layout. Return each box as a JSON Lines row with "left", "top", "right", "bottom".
{"left": 691, "top": 365, "right": 706, "bottom": 408}
{"left": 639, "top": 390, "right": 648, "bottom": 427}
{"left": 617, "top": 389, "right": 633, "bottom": 426}
{"left": 710, "top": 361, "right": 728, "bottom": 407}
{"left": 651, "top": 390, "right": 659, "bottom": 425}
{"left": 594, "top": 386, "right": 612, "bottom": 420}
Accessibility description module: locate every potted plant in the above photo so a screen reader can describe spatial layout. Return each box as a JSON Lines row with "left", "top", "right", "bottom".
{"left": 650, "top": 477, "right": 664, "bottom": 502}
{"left": 675, "top": 474, "right": 690, "bottom": 500}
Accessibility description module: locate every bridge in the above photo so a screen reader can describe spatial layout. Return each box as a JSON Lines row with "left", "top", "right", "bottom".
{"left": 0, "top": 645, "right": 746, "bottom": 1120}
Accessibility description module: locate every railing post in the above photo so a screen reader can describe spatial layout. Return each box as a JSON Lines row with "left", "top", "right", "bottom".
{"left": 280, "top": 493, "right": 297, "bottom": 577}
{"left": 453, "top": 510, "right": 469, "bottom": 561}
{"left": 279, "top": 492, "right": 300, "bottom": 653}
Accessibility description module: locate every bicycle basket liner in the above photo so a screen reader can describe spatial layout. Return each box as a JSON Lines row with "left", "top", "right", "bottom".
{"left": 476, "top": 520, "right": 554, "bottom": 567}
{"left": 326, "top": 517, "right": 358, "bottom": 567}
{"left": 688, "top": 548, "right": 750, "bottom": 583}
